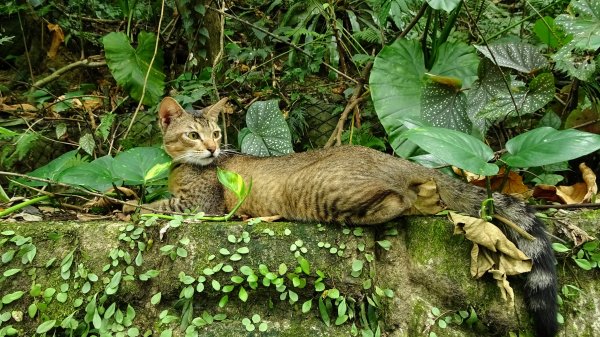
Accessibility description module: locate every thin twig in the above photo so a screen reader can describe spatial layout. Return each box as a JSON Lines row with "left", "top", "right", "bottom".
{"left": 398, "top": 2, "right": 429, "bottom": 39}
{"left": 0, "top": 171, "right": 183, "bottom": 216}
{"left": 493, "top": 214, "right": 536, "bottom": 241}
{"left": 324, "top": 60, "right": 373, "bottom": 148}
{"left": 532, "top": 203, "right": 600, "bottom": 210}
{"left": 32, "top": 58, "right": 106, "bottom": 89}
{"left": 207, "top": 6, "right": 357, "bottom": 84}
{"left": 463, "top": 1, "right": 521, "bottom": 121}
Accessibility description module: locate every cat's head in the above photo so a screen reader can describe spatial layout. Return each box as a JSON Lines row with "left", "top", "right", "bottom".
{"left": 157, "top": 97, "right": 228, "bottom": 165}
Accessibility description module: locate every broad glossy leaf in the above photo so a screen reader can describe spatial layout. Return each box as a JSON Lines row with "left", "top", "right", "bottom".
{"left": 430, "top": 42, "right": 479, "bottom": 89}
{"left": 502, "top": 127, "right": 600, "bottom": 167}
{"left": 370, "top": 39, "right": 425, "bottom": 153}
{"left": 555, "top": 0, "right": 600, "bottom": 51}
{"left": 25, "top": 150, "right": 85, "bottom": 187}
{"left": 112, "top": 147, "right": 171, "bottom": 185}
{"left": 240, "top": 100, "right": 293, "bottom": 156}
{"left": 474, "top": 42, "right": 548, "bottom": 74}
{"left": 426, "top": 0, "right": 461, "bottom": 13}
{"left": 59, "top": 156, "right": 119, "bottom": 192}
{"left": 371, "top": 40, "right": 479, "bottom": 155}
{"left": 103, "top": 32, "right": 165, "bottom": 105}
{"left": 401, "top": 127, "right": 498, "bottom": 175}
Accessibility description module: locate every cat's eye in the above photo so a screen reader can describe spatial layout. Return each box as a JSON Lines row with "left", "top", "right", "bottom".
{"left": 212, "top": 130, "right": 221, "bottom": 139}
{"left": 187, "top": 132, "right": 200, "bottom": 140}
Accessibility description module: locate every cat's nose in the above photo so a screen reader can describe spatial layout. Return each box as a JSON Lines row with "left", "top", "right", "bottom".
{"left": 206, "top": 143, "right": 217, "bottom": 154}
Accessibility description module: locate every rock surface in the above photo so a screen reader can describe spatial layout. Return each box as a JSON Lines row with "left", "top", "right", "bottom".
{"left": 0, "top": 210, "right": 598, "bottom": 336}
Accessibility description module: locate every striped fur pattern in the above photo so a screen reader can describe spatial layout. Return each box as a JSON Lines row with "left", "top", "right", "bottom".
{"left": 147, "top": 97, "right": 558, "bottom": 336}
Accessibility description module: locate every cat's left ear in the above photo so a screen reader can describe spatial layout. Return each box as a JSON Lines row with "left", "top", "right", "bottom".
{"left": 203, "top": 97, "right": 228, "bottom": 122}
{"left": 158, "top": 97, "right": 184, "bottom": 130}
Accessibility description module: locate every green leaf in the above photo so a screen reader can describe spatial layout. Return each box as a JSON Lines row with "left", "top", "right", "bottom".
{"left": 217, "top": 167, "right": 248, "bottom": 199}
{"left": 552, "top": 243, "right": 571, "bottom": 253}
{"left": 502, "top": 127, "right": 600, "bottom": 168}
{"left": 2, "top": 291, "right": 24, "bottom": 304}
{"left": 533, "top": 16, "right": 566, "bottom": 49}
{"left": 371, "top": 40, "right": 479, "bottom": 155}
{"left": 239, "top": 286, "right": 248, "bottom": 302}
{"left": 59, "top": 156, "right": 118, "bottom": 192}
{"left": 430, "top": 42, "right": 479, "bottom": 89}
{"left": 36, "top": 320, "right": 56, "bottom": 334}
{"left": 421, "top": 82, "right": 470, "bottom": 133}
{"left": 370, "top": 39, "right": 425, "bottom": 154}
{"left": 302, "top": 299, "right": 313, "bottom": 313}
{"left": 351, "top": 260, "right": 364, "bottom": 272}
{"left": 426, "top": 0, "right": 461, "bottom": 13}
{"left": 25, "top": 150, "right": 84, "bottom": 187}
{"left": 103, "top": 32, "right": 165, "bottom": 105}
{"left": 573, "top": 258, "right": 593, "bottom": 270}
{"left": 112, "top": 147, "right": 171, "bottom": 185}
{"left": 151, "top": 292, "right": 161, "bottom": 305}
{"left": 79, "top": 133, "right": 96, "bottom": 155}
{"left": 474, "top": 42, "right": 548, "bottom": 74}
{"left": 298, "top": 256, "right": 311, "bottom": 275}
{"left": 400, "top": 127, "right": 498, "bottom": 175}
{"left": 3, "top": 268, "right": 21, "bottom": 277}
{"left": 475, "top": 73, "right": 555, "bottom": 124}
{"left": 318, "top": 297, "right": 330, "bottom": 326}
{"left": 240, "top": 100, "right": 294, "bottom": 156}
{"left": 555, "top": 0, "right": 600, "bottom": 51}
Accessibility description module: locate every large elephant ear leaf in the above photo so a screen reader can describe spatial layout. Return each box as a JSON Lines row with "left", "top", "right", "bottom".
{"left": 103, "top": 32, "right": 165, "bottom": 106}
{"left": 370, "top": 39, "right": 426, "bottom": 154}
{"left": 240, "top": 100, "right": 294, "bottom": 157}
{"left": 474, "top": 42, "right": 548, "bottom": 74}
{"left": 422, "top": 42, "right": 479, "bottom": 133}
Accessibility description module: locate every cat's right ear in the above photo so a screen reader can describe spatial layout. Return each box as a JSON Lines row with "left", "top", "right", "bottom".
{"left": 158, "top": 97, "right": 184, "bottom": 130}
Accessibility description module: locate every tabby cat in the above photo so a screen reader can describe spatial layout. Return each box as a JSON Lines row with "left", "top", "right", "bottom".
{"left": 146, "top": 97, "right": 558, "bottom": 337}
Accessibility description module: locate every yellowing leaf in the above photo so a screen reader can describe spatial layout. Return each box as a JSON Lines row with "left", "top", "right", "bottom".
{"left": 47, "top": 23, "right": 65, "bottom": 59}
{"left": 450, "top": 212, "right": 532, "bottom": 305}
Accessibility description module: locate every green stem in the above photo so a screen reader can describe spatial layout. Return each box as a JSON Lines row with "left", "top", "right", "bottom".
{"left": 0, "top": 195, "right": 51, "bottom": 218}
{"left": 141, "top": 181, "right": 253, "bottom": 222}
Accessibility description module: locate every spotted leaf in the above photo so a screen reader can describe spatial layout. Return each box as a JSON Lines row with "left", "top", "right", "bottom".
{"left": 240, "top": 100, "right": 293, "bottom": 157}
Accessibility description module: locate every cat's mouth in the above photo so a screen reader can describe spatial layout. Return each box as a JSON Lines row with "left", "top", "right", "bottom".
{"left": 173, "top": 150, "right": 220, "bottom": 165}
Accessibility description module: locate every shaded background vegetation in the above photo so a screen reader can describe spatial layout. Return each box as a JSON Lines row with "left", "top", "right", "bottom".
{"left": 0, "top": 0, "right": 599, "bottom": 196}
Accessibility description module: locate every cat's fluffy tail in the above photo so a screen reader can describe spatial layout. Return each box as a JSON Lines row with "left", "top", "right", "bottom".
{"left": 437, "top": 180, "right": 558, "bottom": 337}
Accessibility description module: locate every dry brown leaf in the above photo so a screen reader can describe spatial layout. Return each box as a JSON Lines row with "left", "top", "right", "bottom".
{"left": 47, "top": 23, "right": 65, "bottom": 58}
{"left": 534, "top": 162, "right": 598, "bottom": 204}
{"left": 450, "top": 212, "right": 532, "bottom": 305}
{"left": 405, "top": 179, "right": 444, "bottom": 215}
{"left": 0, "top": 103, "right": 38, "bottom": 113}
{"left": 555, "top": 218, "right": 596, "bottom": 247}
{"left": 453, "top": 167, "right": 529, "bottom": 197}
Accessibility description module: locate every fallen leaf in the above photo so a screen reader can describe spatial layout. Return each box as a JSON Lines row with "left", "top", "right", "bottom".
{"left": 555, "top": 217, "right": 596, "bottom": 247}
{"left": 534, "top": 162, "right": 598, "bottom": 204}
{"left": 405, "top": 179, "right": 444, "bottom": 215}
{"left": 84, "top": 187, "right": 138, "bottom": 209}
{"left": 47, "top": 23, "right": 65, "bottom": 58}
{"left": 0, "top": 103, "right": 38, "bottom": 112}
{"left": 453, "top": 167, "right": 529, "bottom": 198}
{"left": 450, "top": 212, "right": 532, "bottom": 305}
